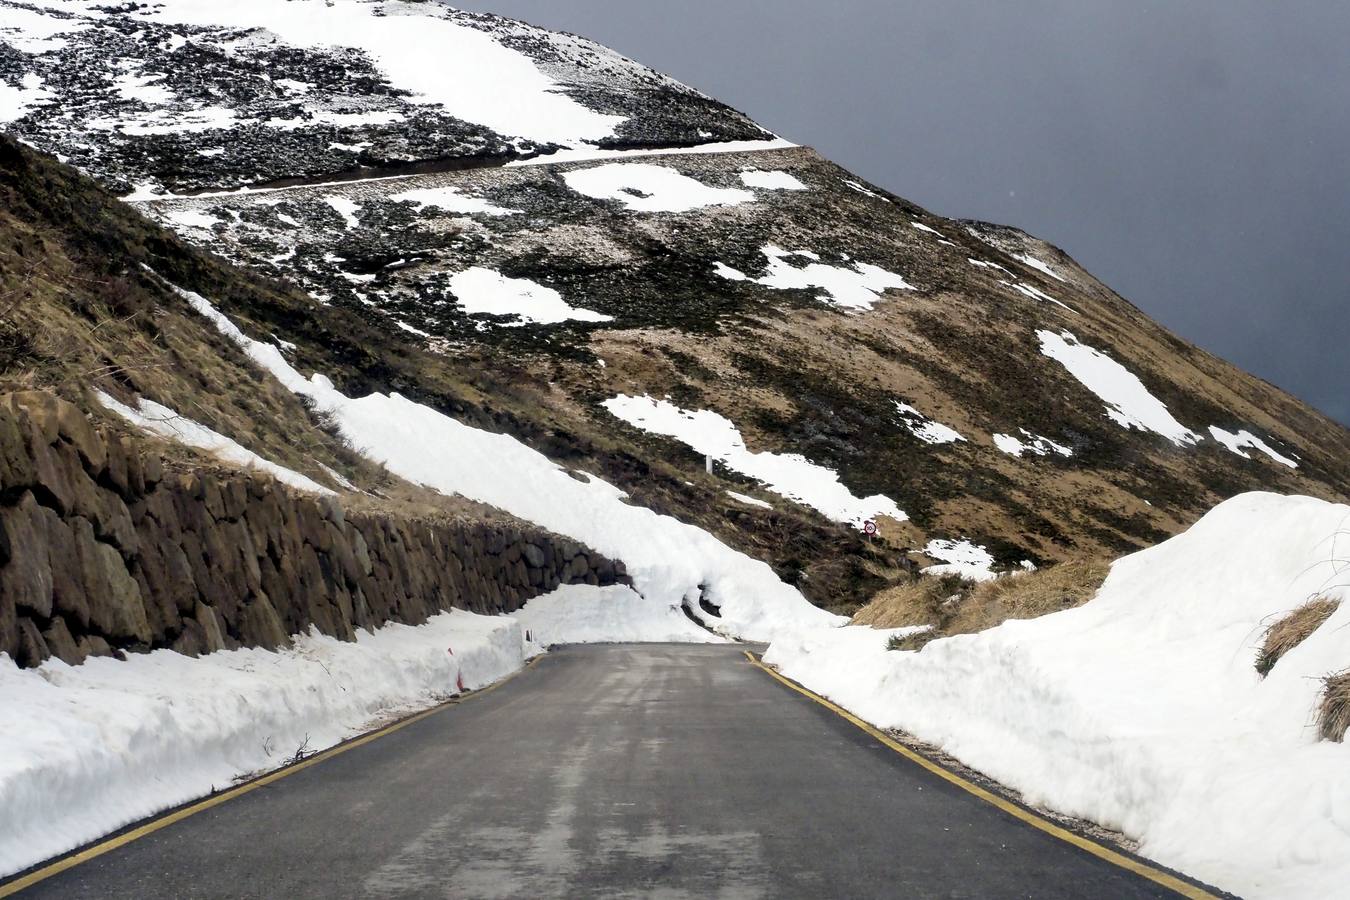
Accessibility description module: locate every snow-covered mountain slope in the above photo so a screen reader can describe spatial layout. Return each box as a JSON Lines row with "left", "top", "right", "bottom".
{"left": 0, "top": 0, "right": 768, "bottom": 193}
{"left": 2, "top": 1, "right": 1347, "bottom": 610}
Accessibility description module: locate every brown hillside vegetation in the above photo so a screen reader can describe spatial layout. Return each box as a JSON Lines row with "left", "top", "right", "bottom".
{"left": 123, "top": 140, "right": 1350, "bottom": 587}
{"left": 0, "top": 137, "right": 898, "bottom": 611}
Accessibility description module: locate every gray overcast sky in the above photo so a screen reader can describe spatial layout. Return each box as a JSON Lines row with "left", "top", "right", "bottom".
{"left": 455, "top": 1, "right": 1349, "bottom": 426}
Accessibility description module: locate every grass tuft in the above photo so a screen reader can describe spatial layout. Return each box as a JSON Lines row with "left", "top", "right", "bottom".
{"left": 854, "top": 573, "right": 968, "bottom": 629}
{"left": 887, "top": 629, "right": 940, "bottom": 652}
{"left": 1319, "top": 670, "right": 1350, "bottom": 742}
{"left": 1255, "top": 597, "right": 1340, "bottom": 677}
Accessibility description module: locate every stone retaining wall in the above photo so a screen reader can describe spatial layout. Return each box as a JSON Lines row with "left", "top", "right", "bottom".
{"left": 0, "top": 391, "right": 627, "bottom": 667}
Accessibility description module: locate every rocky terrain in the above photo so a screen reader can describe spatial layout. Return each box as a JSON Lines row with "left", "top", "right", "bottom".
{"left": 0, "top": 391, "right": 626, "bottom": 668}
{"left": 2, "top": 0, "right": 1347, "bottom": 617}
{"left": 0, "top": 0, "right": 768, "bottom": 194}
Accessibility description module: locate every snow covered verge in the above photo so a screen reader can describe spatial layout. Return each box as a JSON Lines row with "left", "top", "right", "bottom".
{"left": 765, "top": 492, "right": 1350, "bottom": 898}
{"left": 0, "top": 609, "right": 533, "bottom": 879}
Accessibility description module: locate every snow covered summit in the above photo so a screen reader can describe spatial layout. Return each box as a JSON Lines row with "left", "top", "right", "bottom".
{"left": 0, "top": 0, "right": 769, "bottom": 193}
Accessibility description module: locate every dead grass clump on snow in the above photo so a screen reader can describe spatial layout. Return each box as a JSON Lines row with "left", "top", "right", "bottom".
{"left": 887, "top": 629, "right": 940, "bottom": 652}
{"left": 944, "top": 557, "right": 1110, "bottom": 637}
{"left": 1255, "top": 597, "right": 1340, "bottom": 677}
{"left": 861, "top": 556, "right": 1111, "bottom": 651}
{"left": 1319, "top": 671, "right": 1350, "bottom": 742}
{"left": 853, "top": 573, "right": 969, "bottom": 629}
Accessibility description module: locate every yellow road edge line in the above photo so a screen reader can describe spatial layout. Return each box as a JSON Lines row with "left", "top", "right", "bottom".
{"left": 0, "top": 654, "right": 545, "bottom": 898}
{"left": 742, "top": 650, "right": 1218, "bottom": 900}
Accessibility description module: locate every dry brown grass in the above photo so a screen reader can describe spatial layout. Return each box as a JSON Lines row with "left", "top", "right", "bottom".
{"left": 852, "top": 573, "right": 968, "bottom": 629}
{"left": 1319, "top": 671, "right": 1350, "bottom": 742}
{"left": 1255, "top": 597, "right": 1341, "bottom": 677}
{"left": 887, "top": 629, "right": 941, "bottom": 652}
{"left": 860, "top": 557, "right": 1110, "bottom": 651}
{"left": 0, "top": 230, "right": 384, "bottom": 497}
{"left": 945, "top": 557, "right": 1111, "bottom": 637}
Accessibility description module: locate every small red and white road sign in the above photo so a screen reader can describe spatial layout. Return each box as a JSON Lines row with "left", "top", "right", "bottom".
{"left": 863, "top": 520, "right": 878, "bottom": 536}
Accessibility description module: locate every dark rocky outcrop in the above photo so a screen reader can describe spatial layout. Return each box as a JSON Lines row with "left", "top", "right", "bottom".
{"left": 0, "top": 392, "right": 627, "bottom": 668}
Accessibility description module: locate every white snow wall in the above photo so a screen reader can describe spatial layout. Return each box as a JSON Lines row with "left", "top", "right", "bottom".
{"left": 0, "top": 390, "right": 628, "bottom": 667}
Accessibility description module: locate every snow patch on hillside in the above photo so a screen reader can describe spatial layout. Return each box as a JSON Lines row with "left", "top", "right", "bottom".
{"left": 922, "top": 538, "right": 997, "bottom": 581}
{"left": 0, "top": 3, "right": 88, "bottom": 54}
{"left": 768, "top": 493, "right": 1350, "bottom": 899}
{"left": 111, "top": 71, "right": 173, "bottom": 105}
{"left": 97, "top": 391, "right": 334, "bottom": 495}
{"left": 0, "top": 72, "right": 51, "bottom": 121}
{"left": 739, "top": 169, "right": 806, "bottom": 191}
{"left": 163, "top": 207, "right": 220, "bottom": 233}
{"left": 174, "top": 282, "right": 840, "bottom": 642}
{"left": 993, "top": 429, "right": 1072, "bottom": 459}
{"left": 603, "top": 394, "right": 906, "bottom": 529}
{"left": 509, "top": 584, "right": 722, "bottom": 646}
{"left": 1210, "top": 426, "right": 1298, "bottom": 468}
{"left": 0, "top": 609, "right": 531, "bottom": 879}
{"left": 90, "top": 104, "right": 238, "bottom": 136}
{"left": 1038, "top": 330, "right": 1201, "bottom": 446}
{"left": 324, "top": 196, "right": 361, "bottom": 230}
{"left": 726, "top": 490, "right": 773, "bottom": 510}
{"left": 447, "top": 267, "right": 612, "bottom": 325}
{"left": 894, "top": 402, "right": 965, "bottom": 445}
{"left": 1004, "top": 280, "right": 1073, "bottom": 312}
{"left": 842, "top": 179, "right": 883, "bottom": 199}
{"left": 562, "top": 162, "right": 754, "bottom": 212}
{"left": 1016, "top": 252, "right": 1067, "bottom": 282}
{"left": 968, "top": 258, "right": 1014, "bottom": 276}
{"left": 388, "top": 186, "right": 517, "bottom": 216}
{"left": 715, "top": 244, "right": 913, "bottom": 312}
{"left": 266, "top": 110, "right": 404, "bottom": 131}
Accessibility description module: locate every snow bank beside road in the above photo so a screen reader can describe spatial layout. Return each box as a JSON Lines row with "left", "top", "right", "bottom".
{"left": 767, "top": 492, "right": 1350, "bottom": 899}
{"left": 0, "top": 611, "right": 530, "bottom": 879}
{"left": 510, "top": 584, "right": 723, "bottom": 646}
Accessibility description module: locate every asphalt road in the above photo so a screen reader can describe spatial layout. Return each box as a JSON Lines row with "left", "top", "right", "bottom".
{"left": 20, "top": 644, "right": 1204, "bottom": 899}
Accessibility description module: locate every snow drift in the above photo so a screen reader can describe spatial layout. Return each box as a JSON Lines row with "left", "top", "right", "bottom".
{"left": 766, "top": 492, "right": 1350, "bottom": 899}
{"left": 0, "top": 610, "right": 533, "bottom": 878}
